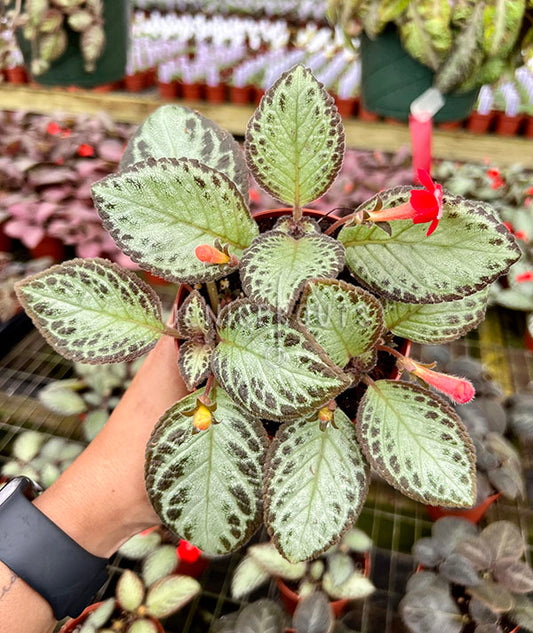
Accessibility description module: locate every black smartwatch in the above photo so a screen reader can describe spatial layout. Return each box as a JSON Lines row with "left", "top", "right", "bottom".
{"left": 0, "top": 477, "right": 109, "bottom": 620}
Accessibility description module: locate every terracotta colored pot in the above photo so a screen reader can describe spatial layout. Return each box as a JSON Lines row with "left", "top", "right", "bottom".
{"left": 230, "top": 85, "right": 253, "bottom": 105}
{"left": 6, "top": 66, "right": 28, "bottom": 84}
{"left": 30, "top": 236, "right": 65, "bottom": 261}
{"left": 254, "top": 87, "right": 266, "bottom": 105}
{"left": 466, "top": 111, "right": 495, "bottom": 135}
{"left": 144, "top": 67, "right": 157, "bottom": 88}
{"left": 58, "top": 602, "right": 165, "bottom": 633}
{"left": 426, "top": 492, "right": 500, "bottom": 524}
{"left": 524, "top": 116, "right": 533, "bottom": 139}
{"left": 358, "top": 105, "right": 380, "bottom": 122}
{"left": 175, "top": 555, "right": 209, "bottom": 577}
{"left": 334, "top": 97, "right": 356, "bottom": 118}
{"left": 182, "top": 82, "right": 204, "bottom": 101}
{"left": 495, "top": 114, "right": 525, "bottom": 137}
{"left": 158, "top": 81, "right": 180, "bottom": 99}
{"left": 92, "top": 82, "right": 116, "bottom": 93}
{"left": 438, "top": 120, "right": 463, "bottom": 131}
{"left": 205, "top": 84, "right": 227, "bottom": 104}
{"left": 142, "top": 270, "right": 172, "bottom": 287}
{"left": 277, "top": 552, "right": 371, "bottom": 617}
{"left": 124, "top": 72, "right": 146, "bottom": 93}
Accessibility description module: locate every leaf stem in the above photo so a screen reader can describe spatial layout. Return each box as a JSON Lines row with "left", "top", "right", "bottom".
{"left": 293, "top": 203, "right": 302, "bottom": 222}
{"left": 206, "top": 281, "right": 220, "bottom": 316}
{"left": 361, "top": 374, "right": 377, "bottom": 389}
{"left": 200, "top": 374, "right": 216, "bottom": 406}
{"left": 323, "top": 213, "right": 358, "bottom": 236}
{"left": 377, "top": 344, "right": 404, "bottom": 360}
{"left": 163, "top": 326, "right": 186, "bottom": 340}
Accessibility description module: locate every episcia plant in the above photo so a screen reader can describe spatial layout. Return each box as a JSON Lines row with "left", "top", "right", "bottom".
{"left": 15, "top": 65, "right": 521, "bottom": 564}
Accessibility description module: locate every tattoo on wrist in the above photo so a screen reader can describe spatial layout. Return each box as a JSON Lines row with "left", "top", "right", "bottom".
{"left": 0, "top": 572, "right": 17, "bottom": 602}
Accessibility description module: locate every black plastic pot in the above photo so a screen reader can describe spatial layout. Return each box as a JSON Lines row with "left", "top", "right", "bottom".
{"left": 360, "top": 25, "right": 478, "bottom": 123}
{"left": 18, "top": 0, "right": 129, "bottom": 88}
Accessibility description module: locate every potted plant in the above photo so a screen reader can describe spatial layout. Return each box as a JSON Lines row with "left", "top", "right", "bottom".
{"left": 4, "top": 0, "right": 128, "bottom": 88}
{"left": 401, "top": 517, "right": 533, "bottom": 633}
{"left": 328, "top": 0, "right": 533, "bottom": 122}
{"left": 15, "top": 66, "right": 520, "bottom": 566}
{"left": 231, "top": 528, "right": 374, "bottom": 616}
{"left": 60, "top": 565, "right": 200, "bottom": 633}
{"left": 214, "top": 593, "right": 336, "bottom": 633}
{"left": 1, "top": 431, "right": 84, "bottom": 489}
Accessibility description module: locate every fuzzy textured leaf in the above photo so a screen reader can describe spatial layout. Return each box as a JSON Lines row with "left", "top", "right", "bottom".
{"left": 322, "top": 571, "right": 375, "bottom": 600}
{"left": 235, "top": 599, "right": 285, "bottom": 633}
{"left": 493, "top": 560, "right": 533, "bottom": 594}
{"left": 212, "top": 300, "right": 350, "bottom": 420}
{"left": 145, "top": 388, "right": 268, "bottom": 556}
{"left": 466, "top": 579, "right": 515, "bottom": 613}
{"left": 400, "top": 585, "right": 463, "bottom": 633}
{"left": 339, "top": 188, "right": 520, "bottom": 304}
{"left": 293, "top": 592, "right": 334, "bottom": 633}
{"left": 176, "top": 291, "right": 215, "bottom": 340}
{"left": 15, "top": 258, "right": 164, "bottom": 364}
{"left": 247, "top": 543, "right": 307, "bottom": 580}
{"left": 231, "top": 555, "right": 270, "bottom": 599}
{"left": 264, "top": 409, "right": 369, "bottom": 562}
{"left": 298, "top": 279, "right": 383, "bottom": 367}
{"left": 178, "top": 340, "right": 214, "bottom": 391}
{"left": 356, "top": 380, "right": 476, "bottom": 506}
{"left": 118, "top": 533, "right": 162, "bottom": 560}
{"left": 383, "top": 288, "right": 489, "bottom": 344}
{"left": 38, "top": 384, "right": 87, "bottom": 415}
{"left": 120, "top": 105, "right": 249, "bottom": 202}
{"left": 439, "top": 553, "right": 481, "bottom": 586}
{"left": 142, "top": 546, "right": 178, "bottom": 587}
{"left": 240, "top": 231, "right": 345, "bottom": 314}
{"left": 80, "top": 24, "right": 105, "bottom": 70}
{"left": 245, "top": 65, "right": 344, "bottom": 207}
{"left": 86, "top": 598, "right": 115, "bottom": 628}
{"left": 482, "top": 0, "right": 525, "bottom": 58}
{"left": 398, "top": 0, "right": 452, "bottom": 71}
{"left": 480, "top": 521, "right": 525, "bottom": 563}
{"left": 92, "top": 158, "right": 258, "bottom": 284}
{"left": 510, "top": 595, "right": 533, "bottom": 631}
{"left": 116, "top": 570, "right": 144, "bottom": 612}
{"left": 128, "top": 620, "right": 159, "bottom": 633}
{"left": 145, "top": 575, "right": 200, "bottom": 618}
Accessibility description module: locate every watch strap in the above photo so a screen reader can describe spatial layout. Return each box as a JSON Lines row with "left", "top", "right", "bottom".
{"left": 0, "top": 480, "right": 109, "bottom": 620}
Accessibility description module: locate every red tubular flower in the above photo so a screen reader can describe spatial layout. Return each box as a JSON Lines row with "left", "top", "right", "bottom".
{"left": 177, "top": 540, "right": 202, "bottom": 563}
{"left": 516, "top": 271, "right": 533, "bottom": 283}
{"left": 399, "top": 358, "right": 475, "bottom": 404}
{"left": 195, "top": 244, "right": 230, "bottom": 265}
{"left": 366, "top": 169, "right": 443, "bottom": 236}
{"left": 515, "top": 231, "right": 529, "bottom": 242}
{"left": 46, "top": 122, "right": 62, "bottom": 135}
{"left": 77, "top": 143, "right": 95, "bottom": 157}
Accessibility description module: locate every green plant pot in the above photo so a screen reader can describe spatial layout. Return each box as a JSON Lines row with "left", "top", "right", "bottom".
{"left": 18, "top": 0, "right": 129, "bottom": 88}
{"left": 360, "top": 25, "right": 478, "bottom": 123}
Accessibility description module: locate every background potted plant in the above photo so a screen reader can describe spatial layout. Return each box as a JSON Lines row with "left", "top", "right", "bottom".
{"left": 3, "top": 0, "right": 128, "bottom": 88}
{"left": 60, "top": 564, "right": 200, "bottom": 633}
{"left": 231, "top": 528, "right": 374, "bottom": 616}
{"left": 214, "top": 592, "right": 337, "bottom": 633}
{"left": 401, "top": 517, "right": 533, "bottom": 633}
{"left": 15, "top": 65, "right": 520, "bottom": 567}
{"left": 328, "top": 0, "right": 533, "bottom": 122}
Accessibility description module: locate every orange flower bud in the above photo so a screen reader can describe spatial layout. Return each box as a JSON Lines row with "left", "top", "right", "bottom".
{"left": 195, "top": 244, "right": 230, "bottom": 265}
{"left": 193, "top": 403, "right": 212, "bottom": 431}
{"left": 318, "top": 406, "right": 334, "bottom": 423}
{"left": 400, "top": 358, "right": 475, "bottom": 404}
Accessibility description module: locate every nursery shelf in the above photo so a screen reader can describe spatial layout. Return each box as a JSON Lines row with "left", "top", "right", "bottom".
{"left": 0, "top": 84, "right": 532, "bottom": 167}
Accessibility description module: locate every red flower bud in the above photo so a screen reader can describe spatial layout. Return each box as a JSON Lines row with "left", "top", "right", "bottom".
{"left": 177, "top": 540, "right": 202, "bottom": 563}
{"left": 77, "top": 143, "right": 95, "bottom": 157}
{"left": 400, "top": 358, "right": 475, "bottom": 404}
{"left": 516, "top": 271, "right": 533, "bottom": 283}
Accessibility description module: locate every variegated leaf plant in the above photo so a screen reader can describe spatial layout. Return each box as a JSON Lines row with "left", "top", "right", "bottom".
{"left": 15, "top": 65, "right": 521, "bottom": 563}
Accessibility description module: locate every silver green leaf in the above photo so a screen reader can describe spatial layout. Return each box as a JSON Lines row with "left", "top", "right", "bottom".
{"left": 15, "top": 258, "right": 164, "bottom": 364}
{"left": 482, "top": 0, "right": 525, "bottom": 58}
{"left": 298, "top": 279, "right": 383, "bottom": 367}
{"left": 178, "top": 340, "right": 214, "bottom": 391}
{"left": 231, "top": 555, "right": 270, "bottom": 599}
{"left": 356, "top": 380, "right": 476, "bottom": 506}
{"left": 322, "top": 570, "right": 375, "bottom": 601}
{"left": 177, "top": 290, "right": 215, "bottom": 340}
{"left": 274, "top": 215, "right": 321, "bottom": 235}
{"left": 235, "top": 600, "right": 286, "bottom": 633}
{"left": 264, "top": 409, "right": 369, "bottom": 562}
{"left": 145, "top": 388, "right": 268, "bottom": 556}
{"left": 86, "top": 598, "right": 115, "bottom": 629}
{"left": 240, "top": 231, "right": 345, "bottom": 314}
{"left": 120, "top": 104, "right": 249, "bottom": 202}
{"left": 383, "top": 288, "right": 489, "bottom": 344}
{"left": 118, "top": 532, "right": 162, "bottom": 560}
{"left": 142, "top": 545, "right": 178, "bottom": 587}
{"left": 339, "top": 188, "right": 520, "bottom": 304}
{"left": 128, "top": 620, "right": 159, "bottom": 633}
{"left": 245, "top": 65, "right": 344, "bottom": 208}
{"left": 212, "top": 300, "right": 351, "bottom": 421}
{"left": 145, "top": 575, "right": 200, "bottom": 619}
{"left": 38, "top": 383, "right": 87, "bottom": 416}
{"left": 247, "top": 542, "right": 307, "bottom": 580}
{"left": 116, "top": 570, "right": 145, "bottom": 612}
{"left": 92, "top": 158, "right": 259, "bottom": 284}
